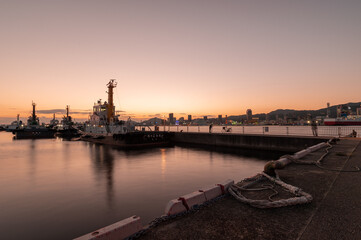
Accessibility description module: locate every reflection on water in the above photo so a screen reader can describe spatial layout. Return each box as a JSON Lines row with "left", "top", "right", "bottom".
{"left": 28, "top": 140, "right": 37, "bottom": 178}
{"left": 0, "top": 132, "right": 279, "bottom": 240}
{"left": 161, "top": 148, "right": 166, "bottom": 178}
{"left": 89, "top": 144, "right": 115, "bottom": 207}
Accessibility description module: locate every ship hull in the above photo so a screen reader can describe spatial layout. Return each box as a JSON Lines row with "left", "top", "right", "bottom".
{"left": 81, "top": 131, "right": 174, "bottom": 149}
{"left": 324, "top": 120, "right": 361, "bottom": 126}
{"left": 55, "top": 128, "right": 80, "bottom": 139}
{"left": 13, "top": 128, "right": 56, "bottom": 139}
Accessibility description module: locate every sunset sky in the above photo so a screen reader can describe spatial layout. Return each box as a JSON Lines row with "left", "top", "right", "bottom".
{"left": 1, "top": 0, "right": 360, "bottom": 123}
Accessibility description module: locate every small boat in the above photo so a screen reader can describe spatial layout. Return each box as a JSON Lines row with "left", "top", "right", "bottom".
{"left": 13, "top": 103, "right": 56, "bottom": 139}
{"left": 6, "top": 114, "right": 23, "bottom": 132}
{"left": 81, "top": 79, "right": 173, "bottom": 148}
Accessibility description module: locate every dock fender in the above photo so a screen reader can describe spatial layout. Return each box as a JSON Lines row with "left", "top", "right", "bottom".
{"left": 74, "top": 215, "right": 142, "bottom": 240}
{"left": 199, "top": 185, "right": 223, "bottom": 201}
{"left": 178, "top": 191, "right": 207, "bottom": 210}
{"left": 164, "top": 199, "right": 187, "bottom": 216}
{"left": 217, "top": 179, "right": 235, "bottom": 194}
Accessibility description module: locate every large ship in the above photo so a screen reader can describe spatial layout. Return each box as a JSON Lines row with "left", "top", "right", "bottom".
{"left": 324, "top": 117, "right": 361, "bottom": 126}
{"left": 12, "top": 103, "right": 56, "bottom": 139}
{"left": 324, "top": 105, "right": 361, "bottom": 126}
{"left": 81, "top": 79, "right": 172, "bottom": 148}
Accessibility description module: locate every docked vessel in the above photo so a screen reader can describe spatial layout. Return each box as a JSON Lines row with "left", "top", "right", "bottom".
{"left": 324, "top": 104, "right": 361, "bottom": 126}
{"left": 81, "top": 79, "right": 172, "bottom": 148}
{"left": 324, "top": 117, "right": 361, "bottom": 126}
{"left": 55, "top": 105, "right": 80, "bottom": 138}
{"left": 6, "top": 114, "right": 23, "bottom": 132}
{"left": 12, "top": 103, "right": 56, "bottom": 139}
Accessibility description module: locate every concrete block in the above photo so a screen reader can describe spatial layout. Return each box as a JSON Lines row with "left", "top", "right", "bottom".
{"left": 74, "top": 215, "right": 142, "bottom": 240}
{"left": 164, "top": 199, "right": 187, "bottom": 216}
{"left": 199, "top": 185, "right": 222, "bottom": 201}
{"left": 179, "top": 191, "right": 207, "bottom": 210}
{"left": 217, "top": 179, "right": 234, "bottom": 194}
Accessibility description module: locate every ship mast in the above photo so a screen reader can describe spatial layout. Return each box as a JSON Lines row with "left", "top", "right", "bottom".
{"left": 106, "top": 79, "right": 117, "bottom": 123}
{"left": 32, "top": 102, "right": 37, "bottom": 124}
{"left": 66, "top": 105, "right": 69, "bottom": 118}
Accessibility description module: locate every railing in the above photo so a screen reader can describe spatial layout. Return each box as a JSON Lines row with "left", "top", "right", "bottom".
{"left": 135, "top": 125, "right": 361, "bottom": 138}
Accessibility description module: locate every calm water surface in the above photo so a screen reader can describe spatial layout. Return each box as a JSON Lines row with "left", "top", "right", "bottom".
{"left": 0, "top": 132, "right": 276, "bottom": 239}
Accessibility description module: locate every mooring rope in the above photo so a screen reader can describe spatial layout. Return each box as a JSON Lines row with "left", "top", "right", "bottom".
{"left": 282, "top": 140, "right": 360, "bottom": 172}
{"left": 229, "top": 138, "right": 360, "bottom": 208}
{"left": 229, "top": 172, "right": 313, "bottom": 208}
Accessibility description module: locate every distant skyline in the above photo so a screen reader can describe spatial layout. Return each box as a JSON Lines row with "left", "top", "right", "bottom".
{"left": 1, "top": 1, "right": 361, "bottom": 123}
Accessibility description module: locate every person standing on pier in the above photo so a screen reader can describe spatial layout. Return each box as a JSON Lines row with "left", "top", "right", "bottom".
{"left": 311, "top": 121, "right": 318, "bottom": 136}
{"left": 209, "top": 123, "right": 213, "bottom": 133}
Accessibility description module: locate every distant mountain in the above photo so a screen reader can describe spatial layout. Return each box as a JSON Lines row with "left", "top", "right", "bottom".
{"left": 222, "top": 102, "right": 361, "bottom": 122}
{"left": 136, "top": 102, "right": 361, "bottom": 124}
{"left": 260, "top": 102, "right": 361, "bottom": 120}
{"left": 140, "top": 117, "right": 164, "bottom": 125}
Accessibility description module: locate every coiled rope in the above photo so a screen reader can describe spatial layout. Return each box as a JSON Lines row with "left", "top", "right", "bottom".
{"left": 230, "top": 138, "right": 360, "bottom": 208}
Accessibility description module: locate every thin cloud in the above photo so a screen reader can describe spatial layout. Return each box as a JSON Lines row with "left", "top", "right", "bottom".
{"left": 37, "top": 109, "right": 66, "bottom": 114}
{"left": 147, "top": 114, "right": 162, "bottom": 118}
{"left": 37, "top": 109, "right": 91, "bottom": 115}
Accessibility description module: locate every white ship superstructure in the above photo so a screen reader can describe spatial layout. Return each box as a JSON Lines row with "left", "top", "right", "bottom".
{"left": 6, "top": 114, "right": 23, "bottom": 131}
{"left": 84, "top": 79, "right": 134, "bottom": 136}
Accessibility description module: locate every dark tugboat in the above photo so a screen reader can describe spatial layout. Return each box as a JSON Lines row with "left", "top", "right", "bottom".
{"left": 13, "top": 102, "right": 56, "bottom": 139}
{"left": 55, "top": 105, "right": 80, "bottom": 139}
{"left": 81, "top": 79, "right": 173, "bottom": 149}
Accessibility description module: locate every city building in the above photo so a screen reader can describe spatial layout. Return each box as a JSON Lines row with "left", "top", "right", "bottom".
{"left": 218, "top": 115, "right": 222, "bottom": 124}
{"left": 327, "top": 102, "right": 330, "bottom": 117}
{"left": 203, "top": 116, "right": 208, "bottom": 120}
{"left": 188, "top": 115, "right": 192, "bottom": 122}
{"left": 169, "top": 113, "right": 174, "bottom": 125}
{"left": 246, "top": 109, "right": 252, "bottom": 122}
{"left": 357, "top": 107, "right": 361, "bottom": 116}
{"left": 337, "top": 106, "right": 342, "bottom": 118}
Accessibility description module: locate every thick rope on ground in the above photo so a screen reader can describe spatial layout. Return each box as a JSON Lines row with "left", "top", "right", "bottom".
{"left": 230, "top": 138, "right": 360, "bottom": 208}
{"left": 229, "top": 172, "right": 313, "bottom": 208}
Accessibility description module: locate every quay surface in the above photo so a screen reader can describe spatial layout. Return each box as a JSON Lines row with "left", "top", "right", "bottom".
{"left": 140, "top": 138, "right": 361, "bottom": 240}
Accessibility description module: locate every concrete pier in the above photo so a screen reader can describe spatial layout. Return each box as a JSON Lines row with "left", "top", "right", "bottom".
{"left": 172, "top": 132, "right": 331, "bottom": 152}
{"left": 140, "top": 139, "right": 361, "bottom": 240}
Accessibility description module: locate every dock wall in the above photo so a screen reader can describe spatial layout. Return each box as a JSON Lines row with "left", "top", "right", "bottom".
{"left": 171, "top": 132, "right": 331, "bottom": 152}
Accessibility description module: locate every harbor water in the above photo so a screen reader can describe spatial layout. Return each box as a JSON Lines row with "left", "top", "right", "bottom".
{"left": 0, "top": 132, "right": 276, "bottom": 240}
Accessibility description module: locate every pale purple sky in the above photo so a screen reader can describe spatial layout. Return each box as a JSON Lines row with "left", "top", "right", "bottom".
{"left": 1, "top": 0, "right": 360, "bottom": 122}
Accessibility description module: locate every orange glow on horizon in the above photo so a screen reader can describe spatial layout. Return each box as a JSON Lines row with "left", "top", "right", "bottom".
{"left": 1, "top": 1, "right": 360, "bottom": 124}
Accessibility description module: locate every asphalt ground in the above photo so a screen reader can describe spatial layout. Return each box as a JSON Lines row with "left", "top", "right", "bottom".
{"left": 139, "top": 138, "right": 361, "bottom": 240}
